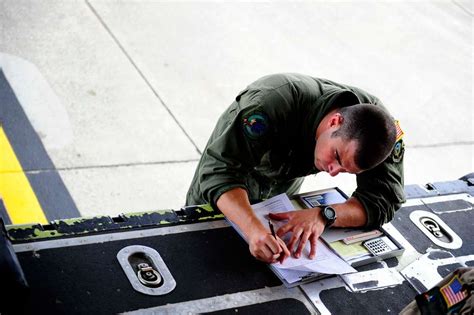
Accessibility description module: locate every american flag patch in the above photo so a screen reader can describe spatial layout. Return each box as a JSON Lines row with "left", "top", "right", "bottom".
{"left": 395, "top": 120, "right": 404, "bottom": 142}
{"left": 440, "top": 275, "right": 468, "bottom": 308}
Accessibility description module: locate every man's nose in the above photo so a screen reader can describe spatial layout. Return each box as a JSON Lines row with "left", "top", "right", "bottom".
{"left": 328, "top": 163, "right": 342, "bottom": 177}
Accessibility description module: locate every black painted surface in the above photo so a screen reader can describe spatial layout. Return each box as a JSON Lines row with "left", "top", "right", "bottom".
{"left": 355, "top": 257, "right": 399, "bottom": 272}
{"left": 0, "top": 70, "right": 80, "bottom": 221}
{"left": 355, "top": 261, "right": 385, "bottom": 272}
{"left": 437, "top": 263, "right": 465, "bottom": 278}
{"left": 17, "top": 226, "right": 281, "bottom": 314}
{"left": 205, "top": 299, "right": 311, "bottom": 315}
{"left": 27, "top": 171, "right": 81, "bottom": 222}
{"left": 391, "top": 205, "right": 436, "bottom": 254}
{"left": 406, "top": 276, "right": 428, "bottom": 294}
{"left": 320, "top": 281, "right": 416, "bottom": 314}
{"left": 391, "top": 202, "right": 473, "bottom": 256}
{"left": 437, "top": 210, "right": 474, "bottom": 255}
{"left": 427, "top": 250, "right": 454, "bottom": 260}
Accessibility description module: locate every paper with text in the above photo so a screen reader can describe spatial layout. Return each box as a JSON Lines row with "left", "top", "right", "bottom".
{"left": 250, "top": 193, "right": 356, "bottom": 274}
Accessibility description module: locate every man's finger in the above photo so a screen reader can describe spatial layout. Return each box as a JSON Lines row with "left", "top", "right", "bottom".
{"left": 266, "top": 235, "right": 282, "bottom": 255}
{"left": 257, "top": 245, "right": 275, "bottom": 263}
{"left": 269, "top": 212, "right": 291, "bottom": 221}
{"left": 295, "top": 231, "right": 311, "bottom": 258}
{"left": 287, "top": 229, "right": 303, "bottom": 256}
{"left": 277, "top": 237, "right": 291, "bottom": 263}
{"left": 309, "top": 235, "right": 318, "bottom": 259}
{"left": 270, "top": 250, "right": 284, "bottom": 264}
{"left": 276, "top": 222, "right": 294, "bottom": 237}
{"left": 271, "top": 252, "right": 281, "bottom": 262}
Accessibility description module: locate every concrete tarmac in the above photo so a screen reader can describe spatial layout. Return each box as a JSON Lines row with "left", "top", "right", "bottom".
{"left": 0, "top": 0, "right": 472, "bottom": 221}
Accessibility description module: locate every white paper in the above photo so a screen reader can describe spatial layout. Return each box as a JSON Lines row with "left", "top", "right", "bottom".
{"left": 249, "top": 194, "right": 356, "bottom": 275}
{"left": 272, "top": 267, "right": 313, "bottom": 284}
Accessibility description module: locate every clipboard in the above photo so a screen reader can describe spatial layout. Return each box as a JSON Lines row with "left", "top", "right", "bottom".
{"left": 269, "top": 265, "right": 332, "bottom": 288}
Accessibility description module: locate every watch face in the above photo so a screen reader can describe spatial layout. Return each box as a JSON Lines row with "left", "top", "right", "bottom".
{"left": 324, "top": 207, "right": 336, "bottom": 220}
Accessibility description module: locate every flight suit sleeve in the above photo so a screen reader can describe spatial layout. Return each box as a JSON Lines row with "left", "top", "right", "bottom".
{"left": 344, "top": 86, "right": 406, "bottom": 227}
{"left": 197, "top": 89, "right": 287, "bottom": 210}
{"left": 352, "top": 138, "right": 406, "bottom": 227}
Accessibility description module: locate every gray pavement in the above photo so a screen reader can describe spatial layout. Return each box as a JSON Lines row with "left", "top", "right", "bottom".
{"left": 0, "top": 0, "right": 472, "bottom": 219}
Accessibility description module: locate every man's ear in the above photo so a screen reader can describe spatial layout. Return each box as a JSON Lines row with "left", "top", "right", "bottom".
{"left": 329, "top": 113, "right": 344, "bottom": 128}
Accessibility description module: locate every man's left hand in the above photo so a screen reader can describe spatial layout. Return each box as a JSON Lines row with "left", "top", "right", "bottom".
{"left": 269, "top": 209, "right": 325, "bottom": 259}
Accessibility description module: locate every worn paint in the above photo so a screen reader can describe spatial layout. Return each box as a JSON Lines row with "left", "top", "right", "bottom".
{"left": 32, "top": 227, "right": 63, "bottom": 238}
{"left": 52, "top": 217, "right": 101, "bottom": 226}
{"left": 124, "top": 209, "right": 175, "bottom": 217}
{"left": 199, "top": 204, "right": 215, "bottom": 213}
{"left": 198, "top": 214, "right": 225, "bottom": 221}
{"left": 7, "top": 205, "right": 224, "bottom": 242}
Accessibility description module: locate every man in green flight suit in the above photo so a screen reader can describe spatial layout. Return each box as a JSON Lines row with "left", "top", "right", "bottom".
{"left": 186, "top": 73, "right": 405, "bottom": 264}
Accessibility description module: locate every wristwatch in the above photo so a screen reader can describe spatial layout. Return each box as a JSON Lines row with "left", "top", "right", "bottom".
{"left": 321, "top": 206, "right": 337, "bottom": 227}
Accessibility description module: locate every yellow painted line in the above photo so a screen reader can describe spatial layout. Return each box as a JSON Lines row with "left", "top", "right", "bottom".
{"left": 0, "top": 126, "right": 47, "bottom": 224}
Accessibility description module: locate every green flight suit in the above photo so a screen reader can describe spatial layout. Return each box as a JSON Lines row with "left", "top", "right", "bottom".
{"left": 186, "top": 73, "right": 405, "bottom": 227}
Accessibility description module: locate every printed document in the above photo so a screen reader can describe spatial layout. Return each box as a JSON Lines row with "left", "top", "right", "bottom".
{"left": 229, "top": 193, "right": 356, "bottom": 278}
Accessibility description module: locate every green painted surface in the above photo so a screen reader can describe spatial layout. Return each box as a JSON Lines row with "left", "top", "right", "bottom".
{"left": 6, "top": 223, "right": 37, "bottom": 230}
{"left": 51, "top": 216, "right": 107, "bottom": 226}
{"left": 32, "top": 227, "right": 64, "bottom": 238}
{"left": 199, "top": 204, "right": 215, "bottom": 212}
{"left": 124, "top": 209, "right": 175, "bottom": 217}
{"left": 198, "top": 214, "right": 224, "bottom": 221}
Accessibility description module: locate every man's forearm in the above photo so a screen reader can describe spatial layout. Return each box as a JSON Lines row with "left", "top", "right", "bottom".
{"left": 216, "top": 187, "right": 266, "bottom": 239}
{"left": 216, "top": 187, "right": 290, "bottom": 263}
{"left": 331, "top": 197, "right": 368, "bottom": 228}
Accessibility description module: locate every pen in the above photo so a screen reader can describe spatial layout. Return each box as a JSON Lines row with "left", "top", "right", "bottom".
{"left": 269, "top": 218, "right": 284, "bottom": 264}
{"left": 268, "top": 219, "right": 277, "bottom": 240}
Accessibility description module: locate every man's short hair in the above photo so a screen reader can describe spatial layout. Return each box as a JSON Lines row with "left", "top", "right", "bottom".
{"left": 332, "top": 104, "right": 396, "bottom": 170}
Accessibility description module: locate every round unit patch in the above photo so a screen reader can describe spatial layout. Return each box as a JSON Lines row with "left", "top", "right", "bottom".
{"left": 242, "top": 112, "right": 269, "bottom": 140}
{"left": 392, "top": 139, "right": 404, "bottom": 162}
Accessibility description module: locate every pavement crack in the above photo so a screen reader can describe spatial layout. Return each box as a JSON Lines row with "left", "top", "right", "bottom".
{"left": 407, "top": 141, "right": 473, "bottom": 149}
{"left": 84, "top": 0, "right": 202, "bottom": 155}
{"left": 2, "top": 159, "right": 201, "bottom": 175}
{"left": 452, "top": 0, "right": 474, "bottom": 17}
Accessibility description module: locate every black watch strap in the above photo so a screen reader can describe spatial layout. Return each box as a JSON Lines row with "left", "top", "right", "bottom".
{"left": 321, "top": 206, "right": 337, "bottom": 227}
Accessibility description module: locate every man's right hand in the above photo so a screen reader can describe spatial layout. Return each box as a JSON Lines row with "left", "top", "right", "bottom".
{"left": 247, "top": 226, "right": 290, "bottom": 264}
{"left": 216, "top": 187, "right": 289, "bottom": 264}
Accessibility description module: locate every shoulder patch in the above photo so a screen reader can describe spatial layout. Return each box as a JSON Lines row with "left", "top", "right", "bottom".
{"left": 242, "top": 111, "right": 269, "bottom": 140}
{"left": 392, "top": 139, "right": 404, "bottom": 162}
{"left": 395, "top": 120, "right": 404, "bottom": 142}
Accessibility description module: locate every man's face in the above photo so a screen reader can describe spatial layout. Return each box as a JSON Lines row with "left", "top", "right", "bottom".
{"left": 314, "top": 130, "right": 363, "bottom": 177}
